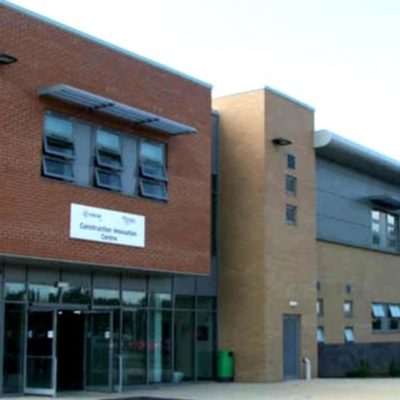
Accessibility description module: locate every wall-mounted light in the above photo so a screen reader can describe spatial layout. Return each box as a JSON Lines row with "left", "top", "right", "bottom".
{"left": 272, "top": 137, "right": 292, "bottom": 146}
{"left": 0, "top": 52, "right": 18, "bottom": 65}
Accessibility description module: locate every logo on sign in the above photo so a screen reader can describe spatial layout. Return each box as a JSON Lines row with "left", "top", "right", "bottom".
{"left": 83, "top": 209, "right": 102, "bottom": 222}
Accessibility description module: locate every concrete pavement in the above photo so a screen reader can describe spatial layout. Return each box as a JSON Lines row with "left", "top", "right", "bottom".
{"left": 4, "top": 379, "right": 400, "bottom": 400}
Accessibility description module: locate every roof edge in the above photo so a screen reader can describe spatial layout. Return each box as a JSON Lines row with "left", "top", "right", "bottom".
{"left": 314, "top": 129, "right": 400, "bottom": 181}
{"left": 1, "top": 0, "right": 213, "bottom": 90}
{"left": 265, "top": 85, "right": 315, "bottom": 112}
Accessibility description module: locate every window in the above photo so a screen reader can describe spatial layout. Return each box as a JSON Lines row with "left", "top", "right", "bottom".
{"left": 41, "top": 112, "right": 169, "bottom": 202}
{"left": 371, "top": 210, "right": 398, "bottom": 251}
{"left": 389, "top": 304, "right": 400, "bottom": 330}
{"left": 345, "top": 284, "right": 352, "bottom": 295}
{"left": 42, "top": 113, "right": 75, "bottom": 181}
{"left": 316, "top": 298, "right": 324, "bottom": 317}
{"left": 95, "top": 169, "right": 122, "bottom": 191}
{"left": 316, "top": 327, "right": 325, "bottom": 343}
{"left": 287, "top": 153, "right": 296, "bottom": 170}
{"left": 344, "top": 327, "right": 354, "bottom": 343}
{"left": 372, "top": 303, "right": 400, "bottom": 332}
{"left": 285, "top": 175, "right": 297, "bottom": 195}
{"left": 95, "top": 129, "right": 122, "bottom": 191}
{"left": 141, "top": 159, "right": 168, "bottom": 181}
{"left": 139, "top": 140, "right": 168, "bottom": 201}
{"left": 285, "top": 204, "right": 297, "bottom": 225}
{"left": 344, "top": 300, "right": 353, "bottom": 318}
{"left": 372, "top": 303, "right": 386, "bottom": 331}
{"left": 42, "top": 156, "right": 74, "bottom": 181}
{"left": 139, "top": 179, "right": 167, "bottom": 201}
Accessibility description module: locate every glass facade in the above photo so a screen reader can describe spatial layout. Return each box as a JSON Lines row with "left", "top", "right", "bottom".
{"left": 1, "top": 264, "right": 217, "bottom": 395}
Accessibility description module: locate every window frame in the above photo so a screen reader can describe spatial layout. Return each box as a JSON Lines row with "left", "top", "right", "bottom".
{"left": 285, "top": 204, "right": 297, "bottom": 225}
{"left": 371, "top": 209, "right": 399, "bottom": 251}
{"left": 286, "top": 153, "right": 296, "bottom": 170}
{"left": 43, "top": 134, "right": 75, "bottom": 160}
{"left": 316, "top": 326, "right": 325, "bottom": 343}
{"left": 43, "top": 113, "right": 74, "bottom": 142}
{"left": 285, "top": 174, "right": 297, "bottom": 196}
{"left": 139, "top": 178, "right": 168, "bottom": 202}
{"left": 94, "top": 168, "right": 122, "bottom": 192}
{"left": 344, "top": 300, "right": 353, "bottom": 318}
{"left": 139, "top": 139, "right": 166, "bottom": 164}
{"left": 96, "top": 128, "right": 122, "bottom": 153}
{"left": 95, "top": 148, "right": 123, "bottom": 170}
{"left": 344, "top": 327, "right": 354, "bottom": 343}
{"left": 42, "top": 155, "right": 74, "bottom": 182}
{"left": 140, "top": 159, "right": 168, "bottom": 182}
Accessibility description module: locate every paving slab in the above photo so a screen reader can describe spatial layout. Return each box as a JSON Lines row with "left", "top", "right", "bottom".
{"left": 4, "top": 379, "right": 400, "bottom": 400}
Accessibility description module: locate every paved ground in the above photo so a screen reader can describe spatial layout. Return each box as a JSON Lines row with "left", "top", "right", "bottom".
{"left": 5, "top": 379, "right": 400, "bottom": 400}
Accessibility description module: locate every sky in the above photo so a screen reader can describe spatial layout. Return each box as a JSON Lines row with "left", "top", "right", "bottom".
{"left": 6, "top": 0, "right": 400, "bottom": 160}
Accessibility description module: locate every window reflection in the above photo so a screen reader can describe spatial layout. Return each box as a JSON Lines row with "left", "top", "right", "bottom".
{"left": 28, "top": 284, "right": 59, "bottom": 303}
{"left": 61, "top": 286, "right": 90, "bottom": 304}
{"left": 149, "top": 293, "right": 172, "bottom": 309}
{"left": 93, "top": 289, "right": 120, "bottom": 306}
{"left": 122, "top": 291, "right": 147, "bottom": 307}
{"left": 4, "top": 283, "right": 26, "bottom": 301}
{"left": 3, "top": 303, "right": 25, "bottom": 393}
{"left": 122, "top": 310, "right": 147, "bottom": 385}
{"left": 149, "top": 310, "right": 172, "bottom": 383}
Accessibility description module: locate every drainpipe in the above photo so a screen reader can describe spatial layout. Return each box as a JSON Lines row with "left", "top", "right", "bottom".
{"left": 303, "top": 358, "right": 312, "bottom": 380}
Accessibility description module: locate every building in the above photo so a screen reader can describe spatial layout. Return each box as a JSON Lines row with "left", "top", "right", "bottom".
{"left": 315, "top": 130, "right": 400, "bottom": 377}
{"left": 3, "top": 0, "right": 400, "bottom": 396}
{"left": 214, "top": 89, "right": 400, "bottom": 381}
{"left": 213, "top": 88, "right": 318, "bottom": 381}
{"left": 0, "top": 1, "right": 217, "bottom": 396}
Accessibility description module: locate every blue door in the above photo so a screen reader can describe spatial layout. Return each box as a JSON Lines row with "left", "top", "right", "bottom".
{"left": 283, "top": 314, "right": 300, "bottom": 380}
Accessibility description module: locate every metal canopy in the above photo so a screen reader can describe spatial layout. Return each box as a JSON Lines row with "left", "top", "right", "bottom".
{"left": 38, "top": 84, "right": 197, "bottom": 136}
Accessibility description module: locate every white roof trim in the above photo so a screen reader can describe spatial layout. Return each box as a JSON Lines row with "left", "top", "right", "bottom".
{"left": 38, "top": 84, "right": 197, "bottom": 136}
{"left": 1, "top": 0, "right": 212, "bottom": 89}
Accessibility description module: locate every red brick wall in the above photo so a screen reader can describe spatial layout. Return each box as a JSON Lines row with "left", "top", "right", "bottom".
{"left": 0, "top": 5, "right": 211, "bottom": 274}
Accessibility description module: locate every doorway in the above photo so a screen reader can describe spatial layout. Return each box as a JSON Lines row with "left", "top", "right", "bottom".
{"left": 24, "top": 309, "right": 114, "bottom": 396}
{"left": 57, "top": 310, "right": 85, "bottom": 391}
{"left": 283, "top": 314, "right": 301, "bottom": 380}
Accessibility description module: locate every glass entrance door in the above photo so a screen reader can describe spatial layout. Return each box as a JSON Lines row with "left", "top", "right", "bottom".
{"left": 24, "top": 310, "right": 57, "bottom": 396}
{"left": 84, "top": 311, "right": 113, "bottom": 391}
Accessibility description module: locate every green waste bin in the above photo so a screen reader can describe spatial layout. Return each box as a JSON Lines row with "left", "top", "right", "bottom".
{"left": 217, "top": 349, "right": 235, "bottom": 381}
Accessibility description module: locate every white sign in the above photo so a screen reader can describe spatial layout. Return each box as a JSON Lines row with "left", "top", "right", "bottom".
{"left": 70, "top": 203, "right": 145, "bottom": 248}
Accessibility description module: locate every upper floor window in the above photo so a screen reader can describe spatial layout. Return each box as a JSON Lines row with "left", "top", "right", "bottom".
{"left": 371, "top": 303, "right": 400, "bottom": 332}
{"left": 41, "top": 112, "right": 168, "bottom": 202}
{"left": 344, "top": 327, "right": 354, "bottom": 343}
{"left": 42, "top": 114, "right": 74, "bottom": 181}
{"left": 371, "top": 210, "right": 398, "bottom": 251}
{"left": 95, "top": 129, "right": 122, "bottom": 191}
{"left": 316, "top": 298, "right": 324, "bottom": 317}
{"left": 285, "top": 204, "right": 297, "bottom": 225}
{"left": 344, "top": 300, "right": 353, "bottom": 318}
{"left": 287, "top": 153, "right": 296, "bottom": 170}
{"left": 138, "top": 140, "right": 168, "bottom": 201}
{"left": 285, "top": 175, "right": 297, "bottom": 196}
{"left": 316, "top": 326, "right": 325, "bottom": 343}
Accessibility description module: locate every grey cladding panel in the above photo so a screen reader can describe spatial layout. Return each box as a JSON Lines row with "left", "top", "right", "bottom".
{"left": 316, "top": 157, "right": 400, "bottom": 248}
{"left": 196, "top": 257, "right": 218, "bottom": 296}
{"left": 74, "top": 122, "right": 92, "bottom": 186}
{"left": 121, "top": 135, "right": 138, "bottom": 196}
{"left": 174, "top": 275, "right": 196, "bottom": 294}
